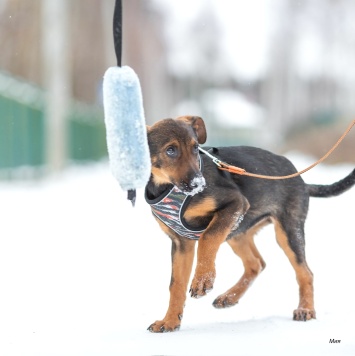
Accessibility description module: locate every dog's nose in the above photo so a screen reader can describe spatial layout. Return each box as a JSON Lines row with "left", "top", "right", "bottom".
{"left": 190, "top": 180, "right": 198, "bottom": 188}
{"left": 180, "top": 174, "right": 206, "bottom": 196}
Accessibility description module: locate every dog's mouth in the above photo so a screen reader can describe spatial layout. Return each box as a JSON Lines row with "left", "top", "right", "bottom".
{"left": 178, "top": 175, "right": 206, "bottom": 196}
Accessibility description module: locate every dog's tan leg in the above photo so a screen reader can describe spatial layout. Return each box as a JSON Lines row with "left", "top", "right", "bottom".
{"left": 274, "top": 220, "right": 315, "bottom": 321}
{"left": 190, "top": 205, "right": 248, "bottom": 298}
{"left": 213, "top": 226, "right": 266, "bottom": 308}
{"left": 148, "top": 238, "right": 196, "bottom": 332}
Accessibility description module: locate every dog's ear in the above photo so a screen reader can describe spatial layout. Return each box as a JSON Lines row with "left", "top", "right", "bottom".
{"left": 178, "top": 116, "right": 207, "bottom": 144}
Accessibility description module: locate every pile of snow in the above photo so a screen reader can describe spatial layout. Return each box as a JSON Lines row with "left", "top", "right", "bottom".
{"left": 0, "top": 156, "right": 354, "bottom": 356}
{"left": 202, "top": 89, "right": 265, "bottom": 128}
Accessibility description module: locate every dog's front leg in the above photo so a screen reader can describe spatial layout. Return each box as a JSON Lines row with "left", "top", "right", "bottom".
{"left": 148, "top": 237, "right": 196, "bottom": 332}
{"left": 190, "top": 203, "right": 247, "bottom": 298}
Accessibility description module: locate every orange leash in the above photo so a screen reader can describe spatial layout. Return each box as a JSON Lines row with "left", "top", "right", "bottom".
{"left": 199, "top": 119, "right": 355, "bottom": 180}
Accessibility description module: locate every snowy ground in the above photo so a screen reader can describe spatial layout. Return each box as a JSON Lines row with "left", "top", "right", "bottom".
{"left": 0, "top": 154, "right": 354, "bottom": 356}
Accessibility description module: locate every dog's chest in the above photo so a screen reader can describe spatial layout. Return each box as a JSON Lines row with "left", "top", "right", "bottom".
{"left": 146, "top": 187, "right": 215, "bottom": 240}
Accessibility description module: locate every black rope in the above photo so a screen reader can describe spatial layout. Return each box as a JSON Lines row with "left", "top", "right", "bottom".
{"left": 113, "top": 0, "right": 122, "bottom": 67}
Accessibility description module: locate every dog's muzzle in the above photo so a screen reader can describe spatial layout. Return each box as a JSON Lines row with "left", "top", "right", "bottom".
{"left": 180, "top": 174, "right": 206, "bottom": 196}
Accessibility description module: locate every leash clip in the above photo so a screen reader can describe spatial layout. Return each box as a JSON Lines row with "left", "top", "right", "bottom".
{"left": 198, "top": 146, "right": 222, "bottom": 167}
{"left": 198, "top": 146, "right": 247, "bottom": 174}
{"left": 212, "top": 157, "right": 222, "bottom": 167}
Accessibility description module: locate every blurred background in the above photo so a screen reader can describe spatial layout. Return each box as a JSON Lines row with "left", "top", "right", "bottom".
{"left": 1, "top": 0, "right": 354, "bottom": 180}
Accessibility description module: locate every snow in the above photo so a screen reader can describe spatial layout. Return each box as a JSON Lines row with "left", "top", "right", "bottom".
{"left": 186, "top": 176, "right": 206, "bottom": 196}
{"left": 202, "top": 89, "right": 265, "bottom": 128}
{"left": 0, "top": 156, "right": 354, "bottom": 356}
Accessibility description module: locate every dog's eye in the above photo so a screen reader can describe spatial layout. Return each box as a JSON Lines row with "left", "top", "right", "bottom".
{"left": 193, "top": 144, "right": 199, "bottom": 154}
{"left": 166, "top": 146, "right": 177, "bottom": 157}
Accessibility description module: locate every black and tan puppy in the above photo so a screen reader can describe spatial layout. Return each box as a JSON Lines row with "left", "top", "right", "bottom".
{"left": 145, "top": 116, "right": 355, "bottom": 332}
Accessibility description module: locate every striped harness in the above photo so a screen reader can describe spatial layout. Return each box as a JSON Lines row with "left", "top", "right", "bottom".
{"left": 145, "top": 158, "right": 205, "bottom": 240}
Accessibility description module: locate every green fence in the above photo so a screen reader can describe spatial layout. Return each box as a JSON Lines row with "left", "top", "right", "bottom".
{"left": 0, "top": 95, "right": 44, "bottom": 171}
{"left": 69, "top": 102, "right": 107, "bottom": 162}
{"left": 0, "top": 71, "right": 107, "bottom": 179}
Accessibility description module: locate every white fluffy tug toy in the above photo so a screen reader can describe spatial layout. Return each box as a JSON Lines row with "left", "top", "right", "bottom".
{"left": 103, "top": 0, "right": 151, "bottom": 206}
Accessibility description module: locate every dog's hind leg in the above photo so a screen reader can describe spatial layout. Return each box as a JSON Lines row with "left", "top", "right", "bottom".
{"left": 148, "top": 238, "right": 196, "bottom": 332}
{"left": 213, "top": 225, "right": 266, "bottom": 309}
{"left": 273, "top": 219, "right": 316, "bottom": 321}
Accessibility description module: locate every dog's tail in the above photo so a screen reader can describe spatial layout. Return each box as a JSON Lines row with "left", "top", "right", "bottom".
{"left": 308, "top": 168, "right": 355, "bottom": 197}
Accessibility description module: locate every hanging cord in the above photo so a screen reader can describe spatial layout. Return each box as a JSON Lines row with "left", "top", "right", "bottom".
{"left": 199, "top": 119, "right": 355, "bottom": 180}
{"left": 112, "top": 0, "right": 136, "bottom": 204}
{"left": 113, "top": 0, "right": 122, "bottom": 67}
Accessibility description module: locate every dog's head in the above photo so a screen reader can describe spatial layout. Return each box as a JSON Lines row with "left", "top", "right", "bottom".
{"left": 147, "top": 116, "right": 207, "bottom": 195}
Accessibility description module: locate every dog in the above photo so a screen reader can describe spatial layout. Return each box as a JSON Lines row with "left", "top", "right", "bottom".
{"left": 145, "top": 115, "right": 355, "bottom": 332}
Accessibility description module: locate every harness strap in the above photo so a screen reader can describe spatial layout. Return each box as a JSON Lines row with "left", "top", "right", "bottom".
{"left": 199, "top": 119, "right": 355, "bottom": 180}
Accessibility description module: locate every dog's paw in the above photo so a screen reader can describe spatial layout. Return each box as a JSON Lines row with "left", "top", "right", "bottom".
{"left": 293, "top": 308, "right": 316, "bottom": 321}
{"left": 147, "top": 319, "right": 181, "bottom": 333}
{"left": 190, "top": 271, "right": 215, "bottom": 298}
{"left": 212, "top": 293, "right": 238, "bottom": 309}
